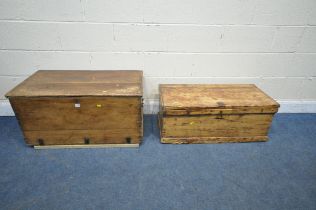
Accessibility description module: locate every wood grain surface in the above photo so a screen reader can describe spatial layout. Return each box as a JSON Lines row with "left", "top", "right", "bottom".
{"left": 161, "top": 114, "right": 273, "bottom": 137}
{"left": 10, "top": 96, "right": 143, "bottom": 145}
{"left": 159, "top": 84, "right": 278, "bottom": 144}
{"left": 6, "top": 70, "right": 143, "bottom": 146}
{"left": 160, "top": 136, "right": 268, "bottom": 144}
{"left": 160, "top": 84, "right": 279, "bottom": 115}
{"left": 10, "top": 97, "right": 141, "bottom": 131}
{"left": 6, "top": 70, "right": 143, "bottom": 97}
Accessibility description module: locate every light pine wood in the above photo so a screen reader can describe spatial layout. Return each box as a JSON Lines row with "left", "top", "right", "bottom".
{"left": 161, "top": 114, "right": 273, "bottom": 137}
{"left": 6, "top": 70, "right": 143, "bottom": 146}
{"left": 160, "top": 84, "right": 279, "bottom": 115}
{"left": 160, "top": 136, "right": 268, "bottom": 144}
{"left": 159, "top": 84, "right": 279, "bottom": 144}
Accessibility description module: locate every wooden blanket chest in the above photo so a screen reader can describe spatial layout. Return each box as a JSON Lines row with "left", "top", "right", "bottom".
{"left": 159, "top": 84, "right": 279, "bottom": 144}
{"left": 6, "top": 70, "right": 143, "bottom": 148}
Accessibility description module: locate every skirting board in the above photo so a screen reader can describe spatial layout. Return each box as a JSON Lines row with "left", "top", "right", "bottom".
{"left": 1, "top": 99, "right": 316, "bottom": 115}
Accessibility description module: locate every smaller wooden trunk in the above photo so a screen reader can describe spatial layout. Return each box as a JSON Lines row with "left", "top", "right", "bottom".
{"left": 6, "top": 70, "right": 143, "bottom": 148}
{"left": 159, "top": 84, "right": 279, "bottom": 144}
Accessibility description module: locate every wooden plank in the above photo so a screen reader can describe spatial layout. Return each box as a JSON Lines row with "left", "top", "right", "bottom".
{"left": 158, "top": 113, "right": 269, "bottom": 144}
{"left": 6, "top": 70, "right": 143, "bottom": 97}
{"left": 10, "top": 97, "right": 141, "bottom": 131}
{"left": 24, "top": 129, "right": 141, "bottom": 145}
{"left": 161, "top": 136, "right": 268, "bottom": 144}
{"left": 34, "top": 144, "right": 139, "bottom": 149}
{"left": 162, "top": 106, "right": 279, "bottom": 115}
{"left": 26, "top": 70, "right": 142, "bottom": 84}
{"left": 161, "top": 114, "right": 274, "bottom": 138}
{"left": 160, "top": 84, "right": 279, "bottom": 115}
{"left": 7, "top": 83, "right": 142, "bottom": 97}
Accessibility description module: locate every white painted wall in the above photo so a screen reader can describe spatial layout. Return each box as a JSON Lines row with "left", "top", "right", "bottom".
{"left": 0, "top": 0, "right": 316, "bottom": 113}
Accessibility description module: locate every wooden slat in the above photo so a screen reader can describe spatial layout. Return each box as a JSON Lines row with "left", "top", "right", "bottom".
{"left": 8, "top": 83, "right": 142, "bottom": 97}
{"left": 10, "top": 97, "right": 141, "bottom": 131}
{"left": 6, "top": 70, "right": 143, "bottom": 97}
{"left": 26, "top": 70, "right": 142, "bottom": 84}
{"left": 162, "top": 106, "right": 279, "bottom": 115}
{"left": 160, "top": 84, "right": 279, "bottom": 115}
{"left": 160, "top": 136, "right": 268, "bottom": 144}
{"left": 161, "top": 114, "right": 274, "bottom": 138}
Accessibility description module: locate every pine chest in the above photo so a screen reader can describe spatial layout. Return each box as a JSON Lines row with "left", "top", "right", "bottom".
{"left": 6, "top": 70, "right": 143, "bottom": 148}
{"left": 159, "top": 84, "right": 279, "bottom": 144}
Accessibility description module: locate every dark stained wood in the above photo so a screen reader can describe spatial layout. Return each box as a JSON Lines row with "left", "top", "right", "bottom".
{"left": 6, "top": 70, "right": 143, "bottom": 97}
{"left": 160, "top": 84, "right": 280, "bottom": 115}
{"left": 6, "top": 70, "right": 143, "bottom": 146}
{"left": 159, "top": 84, "right": 279, "bottom": 144}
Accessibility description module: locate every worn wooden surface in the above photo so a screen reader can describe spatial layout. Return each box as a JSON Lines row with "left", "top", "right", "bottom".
{"left": 10, "top": 96, "right": 142, "bottom": 146}
{"left": 6, "top": 70, "right": 143, "bottom": 97}
{"left": 159, "top": 114, "right": 273, "bottom": 143}
{"left": 160, "top": 84, "right": 279, "bottom": 115}
{"left": 10, "top": 97, "right": 141, "bottom": 131}
{"left": 6, "top": 70, "right": 143, "bottom": 146}
{"left": 159, "top": 84, "right": 278, "bottom": 144}
{"left": 160, "top": 136, "right": 268, "bottom": 144}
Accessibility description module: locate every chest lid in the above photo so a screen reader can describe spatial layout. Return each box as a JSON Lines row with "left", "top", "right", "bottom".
{"left": 160, "top": 84, "right": 279, "bottom": 115}
{"left": 6, "top": 70, "right": 143, "bottom": 98}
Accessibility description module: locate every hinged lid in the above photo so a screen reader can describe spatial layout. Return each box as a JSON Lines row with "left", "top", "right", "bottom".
{"left": 6, "top": 70, "right": 143, "bottom": 98}
{"left": 160, "top": 84, "right": 279, "bottom": 115}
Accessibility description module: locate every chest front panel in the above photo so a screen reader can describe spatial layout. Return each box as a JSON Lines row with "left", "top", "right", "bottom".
{"left": 10, "top": 97, "right": 142, "bottom": 145}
